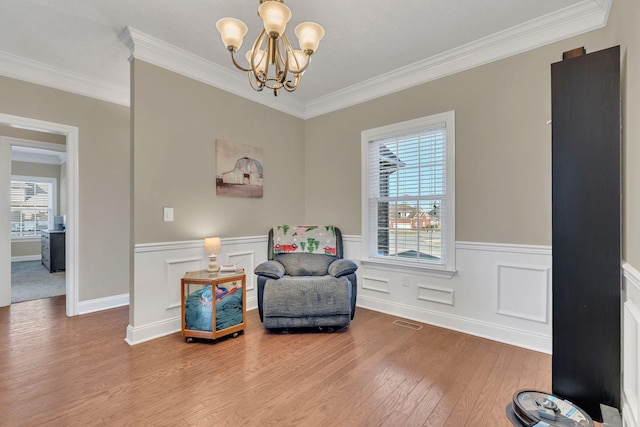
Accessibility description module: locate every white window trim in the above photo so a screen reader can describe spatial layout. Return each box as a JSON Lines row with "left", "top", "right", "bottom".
{"left": 11, "top": 174, "right": 57, "bottom": 241}
{"left": 361, "top": 111, "right": 456, "bottom": 276}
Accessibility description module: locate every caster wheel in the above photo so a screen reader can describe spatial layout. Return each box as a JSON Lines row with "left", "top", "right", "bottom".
{"left": 232, "top": 332, "right": 239, "bottom": 338}
{"left": 186, "top": 337, "right": 194, "bottom": 343}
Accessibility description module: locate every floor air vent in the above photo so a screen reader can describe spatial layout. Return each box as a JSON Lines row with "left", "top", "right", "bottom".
{"left": 392, "top": 319, "right": 423, "bottom": 330}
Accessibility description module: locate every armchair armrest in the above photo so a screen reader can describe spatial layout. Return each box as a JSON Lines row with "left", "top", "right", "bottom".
{"left": 328, "top": 258, "right": 358, "bottom": 278}
{"left": 254, "top": 260, "right": 286, "bottom": 279}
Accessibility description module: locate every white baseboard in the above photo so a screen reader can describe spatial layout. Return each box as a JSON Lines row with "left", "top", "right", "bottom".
{"left": 78, "top": 293, "right": 129, "bottom": 315}
{"left": 125, "top": 316, "right": 181, "bottom": 346}
{"left": 357, "top": 294, "right": 552, "bottom": 353}
{"left": 124, "top": 301, "right": 259, "bottom": 346}
{"left": 11, "top": 255, "right": 41, "bottom": 262}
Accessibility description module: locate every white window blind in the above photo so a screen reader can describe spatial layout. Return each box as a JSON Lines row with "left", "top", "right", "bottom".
{"left": 363, "top": 111, "right": 455, "bottom": 270}
{"left": 11, "top": 177, "right": 55, "bottom": 238}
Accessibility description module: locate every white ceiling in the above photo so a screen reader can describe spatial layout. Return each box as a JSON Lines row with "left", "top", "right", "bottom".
{"left": 0, "top": 0, "right": 610, "bottom": 118}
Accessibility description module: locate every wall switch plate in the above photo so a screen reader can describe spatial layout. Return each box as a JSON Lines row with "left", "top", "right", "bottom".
{"left": 163, "top": 207, "right": 174, "bottom": 222}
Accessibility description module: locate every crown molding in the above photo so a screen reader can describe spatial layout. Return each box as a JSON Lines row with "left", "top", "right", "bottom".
{"left": 119, "top": 27, "right": 306, "bottom": 119}
{"left": 0, "top": 0, "right": 611, "bottom": 118}
{"left": 0, "top": 50, "right": 129, "bottom": 107}
{"left": 303, "top": 0, "right": 611, "bottom": 118}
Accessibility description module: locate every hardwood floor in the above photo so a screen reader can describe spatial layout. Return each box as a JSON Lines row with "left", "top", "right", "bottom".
{"left": 0, "top": 296, "right": 552, "bottom": 426}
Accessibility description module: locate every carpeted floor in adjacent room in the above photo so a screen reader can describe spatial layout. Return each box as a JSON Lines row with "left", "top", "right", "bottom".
{"left": 11, "top": 261, "right": 65, "bottom": 303}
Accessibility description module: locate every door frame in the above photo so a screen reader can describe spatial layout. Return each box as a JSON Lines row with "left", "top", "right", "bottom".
{"left": 0, "top": 113, "right": 79, "bottom": 316}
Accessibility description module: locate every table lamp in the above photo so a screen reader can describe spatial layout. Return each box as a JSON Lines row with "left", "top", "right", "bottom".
{"left": 204, "top": 237, "right": 221, "bottom": 272}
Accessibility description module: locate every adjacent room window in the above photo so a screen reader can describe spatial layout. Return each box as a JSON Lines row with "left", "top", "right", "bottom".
{"left": 362, "top": 111, "right": 455, "bottom": 272}
{"left": 11, "top": 176, "right": 56, "bottom": 239}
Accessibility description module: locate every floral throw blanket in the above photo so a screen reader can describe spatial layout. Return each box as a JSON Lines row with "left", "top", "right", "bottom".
{"left": 273, "top": 225, "right": 337, "bottom": 255}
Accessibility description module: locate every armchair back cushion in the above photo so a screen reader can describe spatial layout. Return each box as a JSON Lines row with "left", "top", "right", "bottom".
{"left": 274, "top": 253, "right": 335, "bottom": 276}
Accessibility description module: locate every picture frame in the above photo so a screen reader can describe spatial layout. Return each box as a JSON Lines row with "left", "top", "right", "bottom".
{"left": 215, "top": 139, "right": 264, "bottom": 198}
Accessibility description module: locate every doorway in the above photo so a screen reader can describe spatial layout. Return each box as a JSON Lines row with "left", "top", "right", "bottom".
{"left": 8, "top": 137, "right": 66, "bottom": 303}
{"left": 0, "top": 113, "right": 79, "bottom": 316}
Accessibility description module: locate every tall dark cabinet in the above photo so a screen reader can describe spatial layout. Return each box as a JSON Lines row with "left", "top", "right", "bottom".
{"left": 551, "top": 46, "right": 621, "bottom": 421}
{"left": 41, "top": 230, "right": 66, "bottom": 273}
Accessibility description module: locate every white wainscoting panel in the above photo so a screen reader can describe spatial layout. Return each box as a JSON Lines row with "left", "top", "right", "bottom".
{"left": 496, "top": 263, "right": 549, "bottom": 323}
{"left": 623, "top": 262, "right": 640, "bottom": 427}
{"left": 165, "top": 257, "right": 203, "bottom": 310}
{"left": 127, "top": 235, "right": 554, "bottom": 352}
{"left": 357, "top": 241, "right": 553, "bottom": 353}
{"left": 417, "top": 284, "right": 455, "bottom": 306}
{"left": 362, "top": 275, "right": 391, "bottom": 294}
{"left": 126, "top": 236, "right": 267, "bottom": 346}
{"left": 226, "top": 250, "right": 255, "bottom": 291}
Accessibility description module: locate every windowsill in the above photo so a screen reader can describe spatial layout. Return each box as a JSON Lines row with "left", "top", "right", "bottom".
{"left": 360, "top": 257, "right": 457, "bottom": 279}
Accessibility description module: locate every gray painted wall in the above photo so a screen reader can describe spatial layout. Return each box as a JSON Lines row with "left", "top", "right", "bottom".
{"left": 0, "top": 0, "right": 638, "bottom": 307}
{"left": 131, "top": 59, "right": 306, "bottom": 244}
{"left": 0, "top": 76, "right": 130, "bottom": 301}
{"left": 305, "top": 0, "right": 640, "bottom": 268}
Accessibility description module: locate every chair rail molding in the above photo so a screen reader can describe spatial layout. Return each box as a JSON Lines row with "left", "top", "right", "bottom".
{"left": 130, "top": 236, "right": 556, "bottom": 353}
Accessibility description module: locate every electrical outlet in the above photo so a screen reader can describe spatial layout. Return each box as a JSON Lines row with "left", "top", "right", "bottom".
{"left": 402, "top": 276, "right": 410, "bottom": 287}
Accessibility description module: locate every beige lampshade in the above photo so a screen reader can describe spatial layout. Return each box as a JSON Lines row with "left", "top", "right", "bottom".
{"left": 216, "top": 18, "right": 248, "bottom": 50}
{"left": 295, "top": 22, "right": 324, "bottom": 53}
{"left": 287, "top": 49, "right": 308, "bottom": 73}
{"left": 204, "top": 237, "right": 221, "bottom": 254}
{"left": 258, "top": 1, "right": 292, "bottom": 36}
{"left": 246, "top": 49, "right": 268, "bottom": 74}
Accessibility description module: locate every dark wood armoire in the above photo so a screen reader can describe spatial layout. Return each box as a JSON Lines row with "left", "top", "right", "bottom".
{"left": 551, "top": 45, "right": 621, "bottom": 422}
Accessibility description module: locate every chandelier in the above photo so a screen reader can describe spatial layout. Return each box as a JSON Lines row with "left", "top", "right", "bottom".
{"left": 215, "top": 0, "right": 324, "bottom": 96}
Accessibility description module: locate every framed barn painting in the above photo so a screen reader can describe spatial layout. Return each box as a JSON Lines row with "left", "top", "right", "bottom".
{"left": 215, "top": 139, "right": 264, "bottom": 198}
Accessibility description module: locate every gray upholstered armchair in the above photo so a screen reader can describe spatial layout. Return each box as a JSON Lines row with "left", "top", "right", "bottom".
{"left": 254, "top": 226, "right": 358, "bottom": 330}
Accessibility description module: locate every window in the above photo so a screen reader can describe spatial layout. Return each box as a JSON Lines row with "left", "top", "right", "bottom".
{"left": 11, "top": 176, "right": 56, "bottom": 239}
{"left": 362, "top": 111, "right": 455, "bottom": 272}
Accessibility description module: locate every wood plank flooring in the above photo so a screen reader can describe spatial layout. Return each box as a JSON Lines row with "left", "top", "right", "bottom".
{"left": 0, "top": 296, "right": 552, "bottom": 426}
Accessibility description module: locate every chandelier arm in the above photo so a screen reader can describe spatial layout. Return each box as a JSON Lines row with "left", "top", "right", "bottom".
{"left": 284, "top": 73, "right": 301, "bottom": 91}
{"left": 229, "top": 49, "right": 251, "bottom": 73}
{"left": 296, "top": 52, "right": 313, "bottom": 75}
{"left": 262, "top": 36, "right": 274, "bottom": 84}
{"left": 273, "top": 39, "right": 282, "bottom": 83}
{"left": 279, "top": 33, "right": 292, "bottom": 84}
{"left": 247, "top": 69, "right": 265, "bottom": 91}
{"left": 269, "top": 36, "right": 285, "bottom": 86}
{"left": 249, "top": 29, "right": 269, "bottom": 84}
